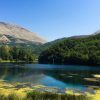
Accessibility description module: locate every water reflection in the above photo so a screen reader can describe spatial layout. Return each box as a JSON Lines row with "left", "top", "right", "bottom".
{"left": 0, "top": 63, "right": 100, "bottom": 90}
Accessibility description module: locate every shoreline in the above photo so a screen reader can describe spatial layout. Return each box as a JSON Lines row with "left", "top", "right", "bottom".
{"left": 0, "top": 61, "right": 99, "bottom": 67}
{"left": 0, "top": 80, "right": 99, "bottom": 100}
{"left": 0, "top": 60, "right": 36, "bottom": 63}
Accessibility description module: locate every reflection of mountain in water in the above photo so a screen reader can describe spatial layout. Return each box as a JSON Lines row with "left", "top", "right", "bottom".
{"left": 0, "top": 63, "right": 100, "bottom": 89}
{"left": 0, "top": 64, "right": 45, "bottom": 83}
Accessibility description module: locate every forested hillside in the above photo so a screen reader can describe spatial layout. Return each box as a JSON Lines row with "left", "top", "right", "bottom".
{"left": 34, "top": 38, "right": 67, "bottom": 54}
{"left": 0, "top": 45, "right": 36, "bottom": 62}
{"left": 39, "top": 34, "right": 100, "bottom": 66}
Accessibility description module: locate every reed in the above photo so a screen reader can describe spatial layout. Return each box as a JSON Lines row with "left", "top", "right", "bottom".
{"left": 27, "top": 91, "right": 90, "bottom": 100}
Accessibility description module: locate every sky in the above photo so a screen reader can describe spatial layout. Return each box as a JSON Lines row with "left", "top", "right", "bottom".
{"left": 0, "top": 0, "right": 100, "bottom": 41}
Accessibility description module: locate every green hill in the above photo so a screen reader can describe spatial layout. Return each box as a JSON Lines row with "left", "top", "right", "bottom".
{"left": 39, "top": 34, "right": 100, "bottom": 66}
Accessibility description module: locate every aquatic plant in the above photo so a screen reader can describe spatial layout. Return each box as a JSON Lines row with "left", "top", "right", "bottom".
{"left": 27, "top": 90, "right": 89, "bottom": 100}
{"left": 0, "top": 80, "right": 99, "bottom": 100}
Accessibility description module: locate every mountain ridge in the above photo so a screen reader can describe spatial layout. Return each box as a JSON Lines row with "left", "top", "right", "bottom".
{"left": 0, "top": 22, "right": 46, "bottom": 44}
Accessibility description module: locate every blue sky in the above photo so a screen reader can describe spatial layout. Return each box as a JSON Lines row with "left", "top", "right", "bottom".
{"left": 0, "top": 0, "right": 100, "bottom": 41}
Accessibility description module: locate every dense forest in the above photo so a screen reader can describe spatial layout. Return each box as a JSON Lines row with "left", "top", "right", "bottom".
{"left": 0, "top": 45, "right": 36, "bottom": 62}
{"left": 39, "top": 34, "right": 100, "bottom": 66}
{"left": 0, "top": 34, "right": 100, "bottom": 65}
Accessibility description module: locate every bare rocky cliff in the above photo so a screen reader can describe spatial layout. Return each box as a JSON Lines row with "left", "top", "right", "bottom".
{"left": 0, "top": 22, "right": 46, "bottom": 44}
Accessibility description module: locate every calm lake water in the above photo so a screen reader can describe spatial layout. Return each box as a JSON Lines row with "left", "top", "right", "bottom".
{"left": 0, "top": 63, "right": 100, "bottom": 91}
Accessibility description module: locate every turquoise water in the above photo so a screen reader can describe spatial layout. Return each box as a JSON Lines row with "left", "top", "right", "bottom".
{"left": 0, "top": 63, "right": 100, "bottom": 91}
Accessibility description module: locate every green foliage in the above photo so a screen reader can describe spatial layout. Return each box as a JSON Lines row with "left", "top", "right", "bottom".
{"left": 0, "top": 91, "right": 89, "bottom": 100}
{"left": 39, "top": 34, "right": 100, "bottom": 66}
{"left": 27, "top": 91, "right": 88, "bottom": 100}
{"left": 0, "top": 45, "right": 36, "bottom": 62}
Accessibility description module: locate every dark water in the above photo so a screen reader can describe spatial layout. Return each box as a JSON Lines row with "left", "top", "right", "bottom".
{"left": 0, "top": 63, "right": 100, "bottom": 91}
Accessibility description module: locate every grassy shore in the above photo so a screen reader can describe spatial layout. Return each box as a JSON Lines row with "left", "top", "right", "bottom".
{"left": 0, "top": 60, "right": 37, "bottom": 63}
{"left": 0, "top": 80, "right": 99, "bottom": 100}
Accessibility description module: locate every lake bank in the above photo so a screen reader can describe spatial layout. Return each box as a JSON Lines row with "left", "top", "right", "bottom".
{"left": 0, "top": 60, "right": 37, "bottom": 63}
{"left": 0, "top": 60, "right": 100, "bottom": 66}
{"left": 0, "top": 80, "right": 99, "bottom": 100}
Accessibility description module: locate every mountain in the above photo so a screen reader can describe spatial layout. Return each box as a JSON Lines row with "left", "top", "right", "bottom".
{"left": 0, "top": 22, "right": 46, "bottom": 45}
{"left": 34, "top": 31, "right": 100, "bottom": 54}
{"left": 34, "top": 38, "right": 67, "bottom": 54}
{"left": 68, "top": 35, "right": 89, "bottom": 39}
{"left": 39, "top": 33, "right": 100, "bottom": 66}
{"left": 35, "top": 31, "right": 100, "bottom": 53}
{"left": 93, "top": 30, "right": 100, "bottom": 35}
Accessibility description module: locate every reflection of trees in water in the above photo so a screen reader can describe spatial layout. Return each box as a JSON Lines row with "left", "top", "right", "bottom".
{"left": 0, "top": 63, "right": 100, "bottom": 87}
{"left": 43, "top": 70, "right": 100, "bottom": 87}
{"left": 0, "top": 64, "right": 29, "bottom": 81}
{"left": 0, "top": 64, "right": 45, "bottom": 83}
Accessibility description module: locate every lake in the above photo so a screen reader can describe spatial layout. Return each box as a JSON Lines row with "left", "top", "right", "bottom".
{"left": 0, "top": 63, "right": 100, "bottom": 92}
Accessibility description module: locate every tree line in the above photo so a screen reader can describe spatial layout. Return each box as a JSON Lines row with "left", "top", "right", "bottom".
{"left": 39, "top": 34, "right": 100, "bottom": 66}
{"left": 0, "top": 45, "right": 36, "bottom": 62}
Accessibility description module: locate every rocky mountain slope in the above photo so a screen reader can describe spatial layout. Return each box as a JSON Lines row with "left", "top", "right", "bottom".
{"left": 0, "top": 22, "right": 46, "bottom": 44}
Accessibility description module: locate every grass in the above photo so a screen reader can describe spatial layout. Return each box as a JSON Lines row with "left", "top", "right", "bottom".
{"left": 0, "top": 90, "right": 90, "bottom": 100}
{"left": 27, "top": 91, "right": 89, "bottom": 100}
{"left": 0, "top": 80, "right": 99, "bottom": 100}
